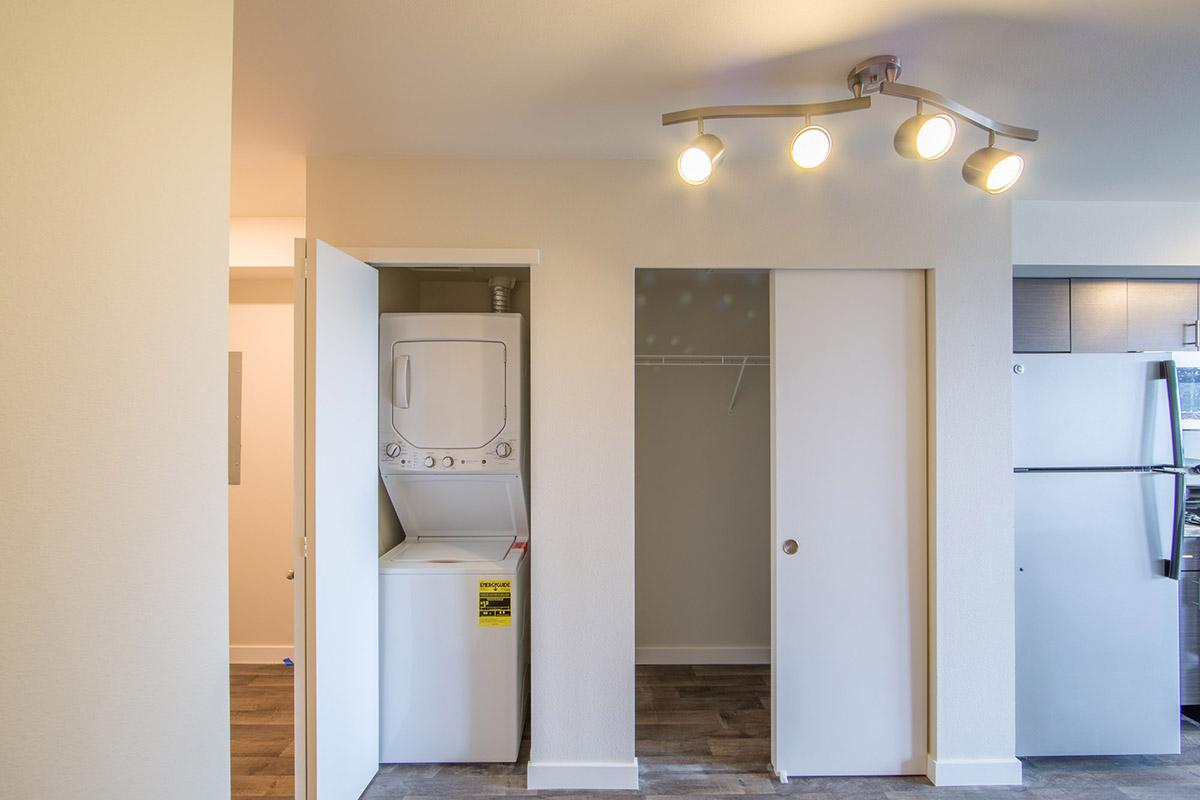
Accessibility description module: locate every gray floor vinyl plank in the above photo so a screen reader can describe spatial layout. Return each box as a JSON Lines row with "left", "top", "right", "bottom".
{"left": 233, "top": 663, "right": 1200, "bottom": 799}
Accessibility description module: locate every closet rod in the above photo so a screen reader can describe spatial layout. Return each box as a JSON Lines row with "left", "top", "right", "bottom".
{"left": 634, "top": 353, "right": 770, "bottom": 367}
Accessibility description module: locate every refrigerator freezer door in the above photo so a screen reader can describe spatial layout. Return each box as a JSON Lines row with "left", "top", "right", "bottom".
{"left": 1013, "top": 354, "right": 1173, "bottom": 468}
{"left": 1016, "top": 471, "right": 1180, "bottom": 756}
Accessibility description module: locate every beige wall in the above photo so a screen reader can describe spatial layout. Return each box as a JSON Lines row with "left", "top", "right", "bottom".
{"left": 230, "top": 216, "right": 306, "bottom": 267}
{"left": 229, "top": 295, "right": 294, "bottom": 662}
{"left": 0, "top": 3, "right": 233, "bottom": 798}
{"left": 307, "top": 156, "right": 1018, "bottom": 780}
{"left": 635, "top": 270, "right": 770, "bottom": 661}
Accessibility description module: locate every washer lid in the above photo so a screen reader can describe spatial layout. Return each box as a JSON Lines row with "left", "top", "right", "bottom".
{"left": 387, "top": 537, "right": 514, "bottom": 563}
{"left": 380, "top": 473, "right": 528, "bottom": 539}
{"left": 379, "top": 537, "right": 522, "bottom": 575}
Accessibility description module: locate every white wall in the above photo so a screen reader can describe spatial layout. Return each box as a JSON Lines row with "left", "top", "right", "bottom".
{"left": 307, "top": 156, "right": 1018, "bottom": 787}
{"left": 0, "top": 3, "right": 233, "bottom": 799}
{"left": 228, "top": 297, "right": 294, "bottom": 663}
{"left": 635, "top": 270, "right": 770, "bottom": 663}
{"left": 1014, "top": 201, "right": 1200, "bottom": 266}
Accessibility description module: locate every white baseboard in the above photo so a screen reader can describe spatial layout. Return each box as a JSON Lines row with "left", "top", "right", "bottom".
{"left": 926, "top": 755, "right": 1023, "bottom": 786}
{"left": 636, "top": 646, "right": 769, "bottom": 664}
{"left": 526, "top": 759, "right": 639, "bottom": 790}
{"left": 229, "top": 644, "right": 294, "bottom": 664}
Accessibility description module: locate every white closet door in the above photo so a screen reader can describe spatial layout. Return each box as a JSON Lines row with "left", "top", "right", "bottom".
{"left": 301, "top": 240, "right": 380, "bottom": 798}
{"left": 771, "top": 269, "right": 927, "bottom": 778}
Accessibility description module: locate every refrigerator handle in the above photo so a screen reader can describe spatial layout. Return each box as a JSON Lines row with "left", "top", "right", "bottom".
{"left": 1162, "top": 359, "right": 1185, "bottom": 580}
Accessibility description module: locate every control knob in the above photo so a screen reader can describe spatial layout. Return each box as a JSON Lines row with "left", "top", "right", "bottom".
{"left": 422, "top": 455, "right": 436, "bottom": 468}
{"left": 384, "top": 442, "right": 401, "bottom": 458}
{"left": 442, "top": 456, "right": 454, "bottom": 467}
{"left": 495, "top": 442, "right": 512, "bottom": 458}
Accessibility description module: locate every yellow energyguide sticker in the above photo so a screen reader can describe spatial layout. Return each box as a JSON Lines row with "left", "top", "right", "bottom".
{"left": 478, "top": 579, "right": 512, "bottom": 626}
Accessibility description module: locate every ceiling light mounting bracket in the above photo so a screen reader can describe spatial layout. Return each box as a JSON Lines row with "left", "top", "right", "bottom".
{"left": 847, "top": 54, "right": 902, "bottom": 97}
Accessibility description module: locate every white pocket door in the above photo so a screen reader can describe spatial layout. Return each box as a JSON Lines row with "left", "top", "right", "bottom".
{"left": 771, "top": 269, "right": 928, "bottom": 779}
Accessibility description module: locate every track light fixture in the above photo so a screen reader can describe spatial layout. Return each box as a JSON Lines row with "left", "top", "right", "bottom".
{"left": 662, "top": 54, "right": 1037, "bottom": 195}
{"left": 894, "top": 100, "right": 956, "bottom": 161}
{"left": 962, "top": 132, "right": 1024, "bottom": 194}
{"left": 676, "top": 121, "right": 725, "bottom": 185}
{"left": 789, "top": 116, "right": 832, "bottom": 169}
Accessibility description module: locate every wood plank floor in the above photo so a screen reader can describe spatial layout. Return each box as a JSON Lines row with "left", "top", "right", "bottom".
{"left": 233, "top": 663, "right": 1200, "bottom": 799}
{"left": 231, "top": 663, "right": 294, "bottom": 799}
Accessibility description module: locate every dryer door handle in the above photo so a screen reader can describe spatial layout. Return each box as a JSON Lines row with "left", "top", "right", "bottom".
{"left": 394, "top": 355, "right": 411, "bottom": 409}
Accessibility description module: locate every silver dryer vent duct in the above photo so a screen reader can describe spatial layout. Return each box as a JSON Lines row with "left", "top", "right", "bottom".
{"left": 488, "top": 277, "right": 517, "bottom": 313}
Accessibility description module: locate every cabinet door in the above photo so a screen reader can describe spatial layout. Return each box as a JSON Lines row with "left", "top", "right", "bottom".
{"left": 1013, "top": 278, "right": 1070, "bottom": 353}
{"left": 1070, "top": 279, "right": 1128, "bottom": 353}
{"left": 1127, "top": 280, "right": 1198, "bottom": 352}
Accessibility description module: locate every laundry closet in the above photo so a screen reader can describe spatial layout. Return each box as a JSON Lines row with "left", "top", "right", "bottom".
{"left": 634, "top": 269, "right": 771, "bottom": 664}
{"left": 294, "top": 243, "right": 535, "bottom": 797}
{"left": 374, "top": 262, "right": 532, "bottom": 764}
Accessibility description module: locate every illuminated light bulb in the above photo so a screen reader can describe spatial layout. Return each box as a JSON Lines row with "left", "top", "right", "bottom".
{"left": 984, "top": 154, "right": 1023, "bottom": 193}
{"left": 916, "top": 114, "right": 956, "bottom": 159}
{"left": 962, "top": 146, "right": 1024, "bottom": 194}
{"left": 894, "top": 112, "right": 957, "bottom": 160}
{"left": 789, "top": 125, "right": 831, "bottom": 169}
{"left": 677, "top": 133, "right": 725, "bottom": 185}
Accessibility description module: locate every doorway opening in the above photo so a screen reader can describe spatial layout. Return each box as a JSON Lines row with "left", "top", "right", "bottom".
{"left": 633, "top": 268, "right": 773, "bottom": 775}
{"left": 289, "top": 244, "right": 537, "bottom": 799}
{"left": 228, "top": 269, "right": 297, "bottom": 800}
{"left": 633, "top": 267, "right": 929, "bottom": 786}
{"left": 370, "top": 261, "right": 533, "bottom": 782}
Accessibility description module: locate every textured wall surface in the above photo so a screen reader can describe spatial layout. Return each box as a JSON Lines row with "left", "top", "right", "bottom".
{"left": 306, "top": 156, "right": 1015, "bottom": 773}
{"left": 230, "top": 217, "right": 306, "bottom": 267}
{"left": 1014, "top": 201, "right": 1200, "bottom": 266}
{"left": 0, "top": 3, "right": 233, "bottom": 798}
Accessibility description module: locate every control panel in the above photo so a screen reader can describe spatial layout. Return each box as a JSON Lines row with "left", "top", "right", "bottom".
{"left": 379, "top": 439, "right": 520, "bottom": 473}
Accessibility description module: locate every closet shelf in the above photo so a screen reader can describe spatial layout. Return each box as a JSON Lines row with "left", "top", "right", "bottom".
{"left": 634, "top": 354, "right": 770, "bottom": 367}
{"left": 635, "top": 354, "right": 769, "bottom": 415}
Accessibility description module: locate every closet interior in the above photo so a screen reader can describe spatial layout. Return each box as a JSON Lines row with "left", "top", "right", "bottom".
{"left": 634, "top": 269, "right": 771, "bottom": 665}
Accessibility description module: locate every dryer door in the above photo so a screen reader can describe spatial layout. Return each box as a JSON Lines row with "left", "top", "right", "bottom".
{"left": 390, "top": 339, "right": 507, "bottom": 449}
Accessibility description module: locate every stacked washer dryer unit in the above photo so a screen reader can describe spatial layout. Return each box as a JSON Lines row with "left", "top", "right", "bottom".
{"left": 378, "top": 312, "right": 530, "bottom": 763}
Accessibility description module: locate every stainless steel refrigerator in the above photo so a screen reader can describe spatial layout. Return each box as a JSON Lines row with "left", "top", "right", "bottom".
{"left": 1014, "top": 353, "right": 1184, "bottom": 756}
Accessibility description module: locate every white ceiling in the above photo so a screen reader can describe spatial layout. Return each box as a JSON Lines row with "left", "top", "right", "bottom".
{"left": 231, "top": 0, "right": 1200, "bottom": 215}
